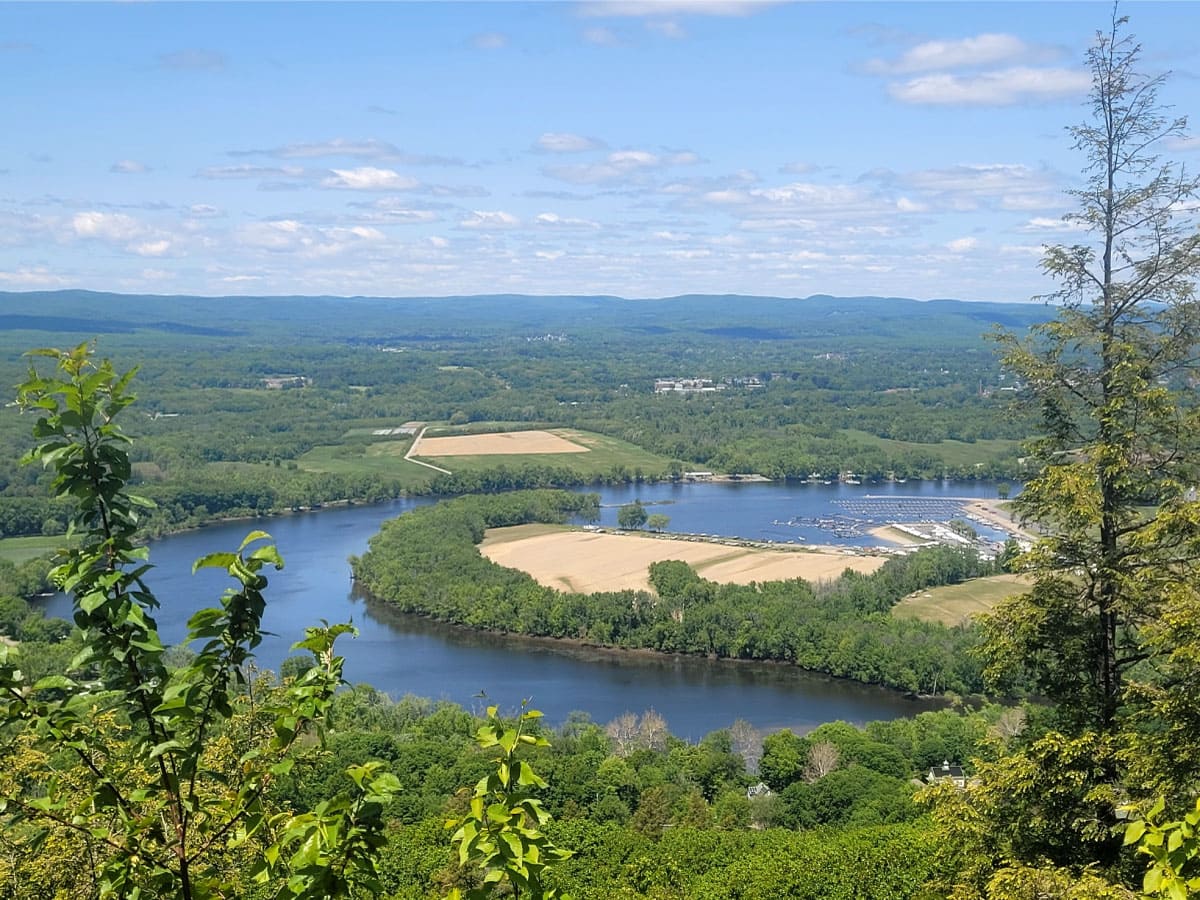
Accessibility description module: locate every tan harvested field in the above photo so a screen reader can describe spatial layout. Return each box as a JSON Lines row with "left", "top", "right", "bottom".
{"left": 479, "top": 526, "right": 887, "bottom": 594}
{"left": 414, "top": 429, "right": 590, "bottom": 457}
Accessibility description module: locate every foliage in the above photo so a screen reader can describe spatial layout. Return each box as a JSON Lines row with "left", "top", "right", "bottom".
{"left": 1126, "top": 797, "right": 1200, "bottom": 899}
{"left": 939, "top": 13, "right": 1200, "bottom": 897}
{"left": 446, "top": 704, "right": 572, "bottom": 899}
{"left": 0, "top": 344, "right": 395, "bottom": 899}
{"left": 616, "top": 501, "right": 648, "bottom": 530}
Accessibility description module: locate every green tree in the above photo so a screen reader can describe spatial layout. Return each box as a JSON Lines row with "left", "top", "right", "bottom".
{"left": 950, "top": 11, "right": 1200, "bottom": 895}
{"left": 616, "top": 501, "right": 648, "bottom": 530}
{"left": 445, "top": 704, "right": 571, "bottom": 899}
{"left": 0, "top": 345, "right": 398, "bottom": 899}
{"left": 985, "top": 11, "right": 1200, "bottom": 735}
{"left": 646, "top": 513, "right": 670, "bottom": 532}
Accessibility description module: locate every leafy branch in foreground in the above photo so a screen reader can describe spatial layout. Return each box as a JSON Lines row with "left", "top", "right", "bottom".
{"left": 0, "top": 343, "right": 395, "bottom": 899}
{"left": 446, "top": 703, "right": 571, "bottom": 900}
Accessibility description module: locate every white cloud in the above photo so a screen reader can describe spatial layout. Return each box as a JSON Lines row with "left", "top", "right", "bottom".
{"left": 132, "top": 239, "right": 172, "bottom": 257}
{"left": 945, "top": 236, "right": 978, "bottom": 253}
{"left": 896, "top": 197, "right": 927, "bottom": 213}
{"left": 535, "top": 250, "right": 565, "bottom": 260}
{"left": 237, "top": 219, "right": 387, "bottom": 257}
{"left": 544, "top": 148, "right": 698, "bottom": 184}
{"left": 888, "top": 66, "right": 1090, "bottom": 106}
{"left": 867, "top": 33, "right": 1044, "bottom": 75}
{"left": 536, "top": 132, "right": 606, "bottom": 153}
{"left": 579, "top": 1, "right": 781, "bottom": 17}
{"left": 1167, "top": 135, "right": 1200, "bottom": 152}
{"left": 429, "top": 236, "right": 450, "bottom": 248}
{"left": 321, "top": 167, "right": 419, "bottom": 190}
{"left": 1020, "top": 216, "right": 1085, "bottom": 232}
{"left": 111, "top": 159, "right": 150, "bottom": 174}
{"left": 459, "top": 210, "right": 521, "bottom": 229}
{"left": 72, "top": 211, "right": 142, "bottom": 241}
{"left": 535, "top": 212, "right": 601, "bottom": 229}
{"left": 472, "top": 31, "right": 509, "bottom": 49}
{"left": 0, "top": 266, "right": 69, "bottom": 287}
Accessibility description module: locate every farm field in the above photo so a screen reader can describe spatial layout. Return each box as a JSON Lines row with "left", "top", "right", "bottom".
{"left": 413, "top": 427, "right": 674, "bottom": 478}
{"left": 413, "top": 429, "right": 590, "bottom": 456}
{"left": 0, "top": 535, "right": 67, "bottom": 564}
{"left": 892, "top": 573, "right": 1030, "bottom": 627}
{"left": 479, "top": 525, "right": 886, "bottom": 594}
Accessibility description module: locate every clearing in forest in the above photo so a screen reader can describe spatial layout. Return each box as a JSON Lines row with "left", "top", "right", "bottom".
{"left": 413, "top": 429, "right": 590, "bottom": 456}
{"left": 892, "top": 573, "right": 1030, "bottom": 627}
{"left": 479, "top": 525, "right": 886, "bottom": 594}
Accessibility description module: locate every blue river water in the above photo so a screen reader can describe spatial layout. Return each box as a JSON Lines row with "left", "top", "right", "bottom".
{"left": 41, "top": 481, "right": 1012, "bottom": 737}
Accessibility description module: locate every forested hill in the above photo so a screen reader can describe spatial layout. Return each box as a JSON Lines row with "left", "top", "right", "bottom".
{"left": 0, "top": 290, "right": 1054, "bottom": 342}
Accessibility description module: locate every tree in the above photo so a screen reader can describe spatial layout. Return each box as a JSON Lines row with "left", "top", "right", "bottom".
{"left": 0, "top": 345, "right": 398, "bottom": 899}
{"left": 616, "top": 501, "right": 648, "bottom": 530}
{"left": 984, "top": 10, "right": 1200, "bottom": 735}
{"left": 950, "top": 10, "right": 1200, "bottom": 894}
{"left": 646, "top": 513, "right": 670, "bottom": 532}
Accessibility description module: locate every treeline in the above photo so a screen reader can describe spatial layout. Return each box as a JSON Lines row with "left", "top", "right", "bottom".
{"left": 351, "top": 491, "right": 991, "bottom": 694}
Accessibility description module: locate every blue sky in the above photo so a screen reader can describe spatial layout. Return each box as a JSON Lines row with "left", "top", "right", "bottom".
{"left": 1, "top": 1, "right": 1197, "bottom": 302}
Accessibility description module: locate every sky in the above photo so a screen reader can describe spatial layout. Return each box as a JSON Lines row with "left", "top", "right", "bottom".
{"left": 1, "top": 1, "right": 1198, "bottom": 303}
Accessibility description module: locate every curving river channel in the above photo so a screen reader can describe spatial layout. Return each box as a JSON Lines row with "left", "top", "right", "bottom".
{"left": 42, "top": 481, "right": 1010, "bottom": 737}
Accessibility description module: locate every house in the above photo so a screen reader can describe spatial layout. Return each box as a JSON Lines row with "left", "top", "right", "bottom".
{"left": 746, "top": 782, "right": 773, "bottom": 799}
{"left": 926, "top": 760, "right": 966, "bottom": 788}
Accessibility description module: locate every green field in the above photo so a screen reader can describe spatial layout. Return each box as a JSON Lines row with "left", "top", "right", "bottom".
{"left": 413, "top": 428, "right": 675, "bottom": 478}
{"left": 840, "top": 429, "right": 1020, "bottom": 469}
{"left": 297, "top": 426, "right": 674, "bottom": 486}
{"left": 892, "top": 574, "right": 1029, "bottom": 627}
{"left": 296, "top": 441, "right": 436, "bottom": 488}
{"left": 0, "top": 535, "right": 68, "bottom": 564}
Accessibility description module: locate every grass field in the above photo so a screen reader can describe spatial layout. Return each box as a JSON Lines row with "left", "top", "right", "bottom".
{"left": 479, "top": 525, "right": 886, "bottom": 594}
{"left": 892, "top": 573, "right": 1030, "bottom": 626}
{"left": 296, "top": 426, "right": 674, "bottom": 486}
{"left": 0, "top": 535, "right": 68, "bottom": 564}
{"left": 295, "top": 442, "right": 436, "bottom": 488}
{"left": 839, "top": 429, "right": 1020, "bottom": 469}
{"left": 414, "top": 428, "right": 675, "bottom": 478}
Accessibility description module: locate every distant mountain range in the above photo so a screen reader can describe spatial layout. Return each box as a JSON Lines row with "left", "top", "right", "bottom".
{"left": 0, "top": 290, "right": 1056, "bottom": 342}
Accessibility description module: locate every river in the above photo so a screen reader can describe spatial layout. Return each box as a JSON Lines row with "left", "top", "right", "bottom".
{"left": 41, "top": 481, "right": 1011, "bottom": 737}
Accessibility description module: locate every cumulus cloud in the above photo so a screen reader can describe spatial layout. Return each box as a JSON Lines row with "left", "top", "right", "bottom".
{"left": 888, "top": 66, "right": 1090, "bottom": 106}
{"left": 945, "top": 236, "right": 978, "bottom": 253}
{"left": 321, "top": 167, "right": 420, "bottom": 190}
{"left": 535, "top": 132, "right": 607, "bottom": 153}
{"left": 111, "top": 160, "right": 150, "bottom": 174}
{"left": 535, "top": 212, "right": 601, "bottom": 229}
{"left": 72, "top": 211, "right": 143, "bottom": 241}
{"left": 0, "top": 267, "right": 69, "bottom": 287}
{"left": 1020, "top": 216, "right": 1086, "bottom": 232}
{"left": 158, "top": 49, "right": 226, "bottom": 71}
{"left": 544, "top": 148, "right": 698, "bottom": 184}
{"left": 863, "top": 163, "right": 1062, "bottom": 212}
{"left": 866, "top": 33, "right": 1046, "bottom": 75}
{"left": 459, "top": 210, "right": 521, "bottom": 229}
{"left": 132, "top": 239, "right": 173, "bottom": 257}
{"left": 237, "top": 219, "right": 386, "bottom": 257}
